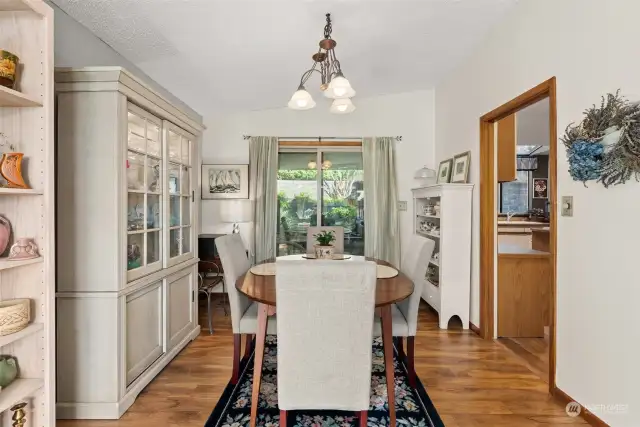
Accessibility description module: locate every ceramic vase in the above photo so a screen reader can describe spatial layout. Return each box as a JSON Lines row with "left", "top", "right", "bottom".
{"left": 0, "top": 50, "right": 18, "bottom": 89}
{"left": 0, "top": 356, "right": 18, "bottom": 388}
{"left": 127, "top": 243, "right": 141, "bottom": 270}
{"left": 314, "top": 244, "right": 335, "bottom": 259}
{"left": 8, "top": 238, "right": 39, "bottom": 261}
{"left": 0, "top": 153, "right": 28, "bottom": 189}
{"left": 0, "top": 215, "right": 11, "bottom": 256}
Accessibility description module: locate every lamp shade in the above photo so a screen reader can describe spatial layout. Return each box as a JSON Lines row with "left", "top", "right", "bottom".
{"left": 324, "top": 75, "right": 356, "bottom": 99}
{"left": 219, "top": 200, "right": 253, "bottom": 224}
{"left": 288, "top": 88, "right": 316, "bottom": 110}
{"left": 329, "top": 98, "right": 356, "bottom": 114}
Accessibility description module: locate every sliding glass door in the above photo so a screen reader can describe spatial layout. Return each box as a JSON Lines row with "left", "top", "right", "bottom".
{"left": 277, "top": 149, "right": 364, "bottom": 256}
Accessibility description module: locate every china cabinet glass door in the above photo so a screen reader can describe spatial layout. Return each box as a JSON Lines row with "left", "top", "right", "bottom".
{"left": 127, "top": 104, "right": 164, "bottom": 281}
{"left": 164, "top": 121, "right": 195, "bottom": 267}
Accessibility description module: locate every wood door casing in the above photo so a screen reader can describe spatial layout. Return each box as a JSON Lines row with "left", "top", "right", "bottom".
{"left": 497, "top": 255, "right": 551, "bottom": 337}
{"left": 497, "top": 113, "right": 517, "bottom": 182}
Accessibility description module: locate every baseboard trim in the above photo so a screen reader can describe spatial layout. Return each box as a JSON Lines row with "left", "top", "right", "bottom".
{"left": 469, "top": 322, "right": 481, "bottom": 336}
{"left": 57, "top": 326, "right": 201, "bottom": 420}
{"left": 551, "top": 386, "right": 609, "bottom": 427}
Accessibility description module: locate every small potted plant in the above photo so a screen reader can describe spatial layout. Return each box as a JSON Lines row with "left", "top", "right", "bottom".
{"left": 313, "top": 230, "right": 336, "bottom": 259}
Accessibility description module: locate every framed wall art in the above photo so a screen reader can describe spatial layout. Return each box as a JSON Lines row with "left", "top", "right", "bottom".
{"left": 451, "top": 151, "right": 471, "bottom": 183}
{"left": 533, "top": 178, "right": 548, "bottom": 199}
{"left": 436, "top": 158, "right": 453, "bottom": 184}
{"left": 202, "top": 164, "right": 249, "bottom": 199}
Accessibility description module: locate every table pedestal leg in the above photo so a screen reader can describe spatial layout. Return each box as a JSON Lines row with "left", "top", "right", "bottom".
{"left": 250, "top": 303, "right": 269, "bottom": 427}
{"left": 380, "top": 305, "right": 396, "bottom": 427}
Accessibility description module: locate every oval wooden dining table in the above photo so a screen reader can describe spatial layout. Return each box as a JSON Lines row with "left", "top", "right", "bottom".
{"left": 236, "top": 255, "right": 414, "bottom": 427}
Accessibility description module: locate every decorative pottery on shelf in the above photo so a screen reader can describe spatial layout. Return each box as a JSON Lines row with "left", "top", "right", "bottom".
{"left": 127, "top": 243, "right": 141, "bottom": 270}
{"left": 11, "top": 402, "right": 27, "bottom": 427}
{"left": 0, "top": 153, "right": 29, "bottom": 189}
{"left": 0, "top": 299, "right": 30, "bottom": 336}
{"left": 313, "top": 244, "right": 335, "bottom": 260}
{"left": 8, "top": 238, "right": 39, "bottom": 261}
{"left": 0, "top": 50, "right": 18, "bottom": 89}
{"left": 0, "top": 215, "right": 11, "bottom": 256}
{"left": 0, "top": 356, "right": 18, "bottom": 388}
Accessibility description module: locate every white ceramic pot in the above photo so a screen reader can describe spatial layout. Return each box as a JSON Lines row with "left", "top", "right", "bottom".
{"left": 314, "top": 244, "right": 335, "bottom": 259}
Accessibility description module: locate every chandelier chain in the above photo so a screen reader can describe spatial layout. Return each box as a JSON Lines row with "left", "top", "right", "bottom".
{"left": 324, "top": 13, "right": 332, "bottom": 39}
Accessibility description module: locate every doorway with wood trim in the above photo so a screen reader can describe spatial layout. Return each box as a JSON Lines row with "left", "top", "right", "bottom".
{"left": 478, "top": 78, "right": 558, "bottom": 392}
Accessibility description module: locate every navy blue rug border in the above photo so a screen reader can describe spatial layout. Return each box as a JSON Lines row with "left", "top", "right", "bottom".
{"left": 204, "top": 338, "right": 445, "bottom": 427}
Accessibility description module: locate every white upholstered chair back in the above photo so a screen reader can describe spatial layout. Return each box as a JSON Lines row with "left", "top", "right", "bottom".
{"left": 276, "top": 260, "right": 376, "bottom": 411}
{"left": 397, "top": 236, "right": 436, "bottom": 336}
{"left": 305, "top": 226, "right": 345, "bottom": 254}
{"left": 215, "top": 234, "right": 252, "bottom": 333}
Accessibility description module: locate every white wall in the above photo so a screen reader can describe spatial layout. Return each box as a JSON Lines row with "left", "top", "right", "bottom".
{"left": 201, "top": 90, "right": 436, "bottom": 258}
{"left": 435, "top": 0, "right": 639, "bottom": 425}
{"left": 46, "top": 1, "right": 200, "bottom": 120}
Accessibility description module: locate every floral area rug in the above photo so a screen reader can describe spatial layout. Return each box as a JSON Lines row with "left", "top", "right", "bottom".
{"left": 205, "top": 336, "right": 444, "bottom": 427}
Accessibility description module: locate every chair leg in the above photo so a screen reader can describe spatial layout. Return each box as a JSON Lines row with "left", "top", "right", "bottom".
{"left": 231, "top": 333, "right": 241, "bottom": 384}
{"left": 359, "top": 410, "right": 368, "bottom": 427}
{"left": 397, "top": 337, "right": 404, "bottom": 357}
{"left": 222, "top": 278, "right": 229, "bottom": 316}
{"left": 250, "top": 303, "right": 270, "bottom": 427}
{"left": 207, "top": 292, "right": 214, "bottom": 335}
{"left": 244, "top": 333, "right": 254, "bottom": 358}
{"left": 280, "top": 410, "right": 287, "bottom": 427}
{"left": 407, "top": 336, "right": 416, "bottom": 388}
{"left": 380, "top": 306, "right": 396, "bottom": 427}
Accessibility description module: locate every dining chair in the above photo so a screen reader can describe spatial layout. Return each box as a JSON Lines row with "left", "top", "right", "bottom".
{"left": 215, "top": 234, "right": 277, "bottom": 384}
{"left": 373, "top": 235, "right": 435, "bottom": 387}
{"left": 305, "top": 226, "right": 345, "bottom": 254}
{"left": 275, "top": 260, "right": 376, "bottom": 427}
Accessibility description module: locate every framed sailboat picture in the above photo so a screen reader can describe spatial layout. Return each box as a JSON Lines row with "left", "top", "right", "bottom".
{"left": 202, "top": 164, "right": 249, "bottom": 199}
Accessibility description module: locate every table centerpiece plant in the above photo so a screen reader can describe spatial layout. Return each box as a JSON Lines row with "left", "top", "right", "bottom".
{"left": 313, "top": 230, "right": 336, "bottom": 259}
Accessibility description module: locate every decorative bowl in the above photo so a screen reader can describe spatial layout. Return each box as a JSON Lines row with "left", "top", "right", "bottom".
{"left": 0, "top": 299, "right": 30, "bottom": 336}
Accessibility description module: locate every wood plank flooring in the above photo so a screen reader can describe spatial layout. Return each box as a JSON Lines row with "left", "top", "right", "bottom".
{"left": 57, "top": 300, "right": 585, "bottom": 427}
{"left": 498, "top": 337, "right": 550, "bottom": 384}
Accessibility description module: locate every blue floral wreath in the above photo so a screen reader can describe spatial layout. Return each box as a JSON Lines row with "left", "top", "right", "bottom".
{"left": 562, "top": 91, "right": 640, "bottom": 187}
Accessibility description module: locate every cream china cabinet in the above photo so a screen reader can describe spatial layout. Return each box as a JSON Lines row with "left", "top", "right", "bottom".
{"left": 55, "top": 67, "right": 204, "bottom": 419}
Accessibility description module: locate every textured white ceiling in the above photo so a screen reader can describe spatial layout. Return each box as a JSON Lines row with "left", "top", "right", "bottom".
{"left": 51, "top": 0, "right": 519, "bottom": 114}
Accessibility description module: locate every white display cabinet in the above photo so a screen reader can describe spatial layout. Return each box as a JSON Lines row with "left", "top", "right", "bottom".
{"left": 55, "top": 67, "right": 204, "bottom": 419}
{"left": 412, "top": 184, "right": 473, "bottom": 329}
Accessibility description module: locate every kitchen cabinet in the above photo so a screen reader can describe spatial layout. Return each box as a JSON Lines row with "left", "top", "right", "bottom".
{"left": 497, "top": 113, "right": 517, "bottom": 182}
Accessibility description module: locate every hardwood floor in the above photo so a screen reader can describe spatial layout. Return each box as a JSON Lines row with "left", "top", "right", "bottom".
{"left": 497, "top": 337, "right": 550, "bottom": 384}
{"left": 57, "top": 300, "right": 585, "bottom": 426}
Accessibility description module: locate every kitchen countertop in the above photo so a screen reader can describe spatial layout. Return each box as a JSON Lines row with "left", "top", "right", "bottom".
{"left": 498, "top": 243, "right": 550, "bottom": 257}
{"left": 497, "top": 221, "right": 549, "bottom": 226}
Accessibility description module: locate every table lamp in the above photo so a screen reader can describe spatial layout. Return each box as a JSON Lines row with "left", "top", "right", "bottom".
{"left": 219, "top": 200, "right": 253, "bottom": 234}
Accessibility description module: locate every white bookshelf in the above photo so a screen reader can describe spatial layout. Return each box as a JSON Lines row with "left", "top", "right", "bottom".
{"left": 0, "top": 0, "right": 55, "bottom": 425}
{"left": 413, "top": 184, "right": 472, "bottom": 329}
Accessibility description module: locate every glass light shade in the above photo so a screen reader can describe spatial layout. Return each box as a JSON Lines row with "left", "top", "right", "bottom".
{"left": 308, "top": 160, "right": 317, "bottom": 169}
{"left": 322, "top": 160, "right": 332, "bottom": 170}
{"left": 330, "top": 98, "right": 356, "bottom": 114}
{"left": 288, "top": 88, "right": 316, "bottom": 110}
{"left": 324, "top": 76, "right": 356, "bottom": 99}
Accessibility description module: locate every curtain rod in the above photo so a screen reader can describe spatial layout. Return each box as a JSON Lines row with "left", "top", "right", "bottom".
{"left": 242, "top": 135, "right": 403, "bottom": 142}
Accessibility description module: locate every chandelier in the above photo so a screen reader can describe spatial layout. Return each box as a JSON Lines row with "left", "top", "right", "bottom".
{"left": 288, "top": 13, "right": 356, "bottom": 114}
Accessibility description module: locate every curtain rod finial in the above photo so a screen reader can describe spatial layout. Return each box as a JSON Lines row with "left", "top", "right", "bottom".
{"left": 243, "top": 135, "right": 251, "bottom": 140}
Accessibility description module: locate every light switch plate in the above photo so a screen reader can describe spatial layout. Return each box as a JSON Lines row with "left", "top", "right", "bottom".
{"left": 397, "top": 201, "right": 408, "bottom": 211}
{"left": 561, "top": 196, "right": 573, "bottom": 217}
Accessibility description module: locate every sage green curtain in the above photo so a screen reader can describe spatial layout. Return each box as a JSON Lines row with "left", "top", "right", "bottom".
{"left": 363, "top": 137, "right": 400, "bottom": 267}
{"left": 249, "top": 136, "right": 278, "bottom": 263}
